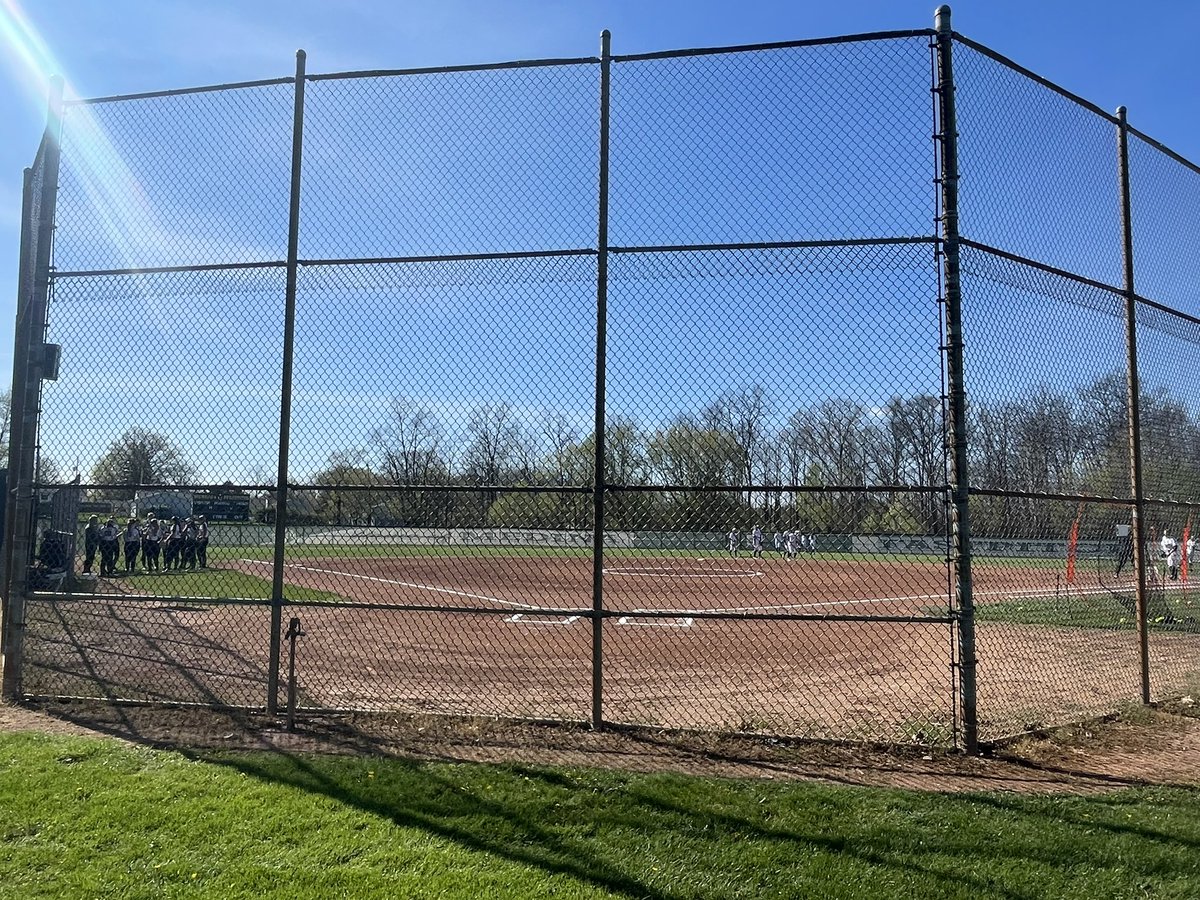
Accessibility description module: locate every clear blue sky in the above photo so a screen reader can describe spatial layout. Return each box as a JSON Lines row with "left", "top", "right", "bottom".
{"left": 4, "top": 0, "right": 1200, "bottom": 483}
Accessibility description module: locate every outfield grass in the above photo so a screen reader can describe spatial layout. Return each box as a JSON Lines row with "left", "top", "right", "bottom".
{"left": 2, "top": 731, "right": 1199, "bottom": 899}
{"left": 976, "top": 591, "right": 1200, "bottom": 633}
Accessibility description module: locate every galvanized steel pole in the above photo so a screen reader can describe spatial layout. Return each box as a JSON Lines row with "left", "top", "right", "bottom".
{"left": 268, "top": 50, "right": 307, "bottom": 715}
{"left": 935, "top": 6, "right": 978, "bottom": 753}
{"left": 1116, "top": 106, "right": 1151, "bottom": 705}
{"left": 591, "top": 30, "right": 612, "bottom": 731}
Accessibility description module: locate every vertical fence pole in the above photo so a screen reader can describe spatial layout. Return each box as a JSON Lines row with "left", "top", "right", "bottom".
{"left": 1, "top": 168, "right": 36, "bottom": 701}
{"left": 2, "top": 78, "right": 64, "bottom": 702}
{"left": 591, "top": 30, "right": 612, "bottom": 731}
{"left": 268, "top": 50, "right": 307, "bottom": 715}
{"left": 1116, "top": 106, "right": 1151, "bottom": 705}
{"left": 934, "top": 6, "right": 978, "bottom": 753}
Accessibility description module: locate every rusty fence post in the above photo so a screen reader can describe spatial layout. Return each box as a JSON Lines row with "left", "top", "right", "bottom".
{"left": 591, "top": 30, "right": 612, "bottom": 731}
{"left": 1116, "top": 106, "right": 1151, "bottom": 705}
{"left": 268, "top": 50, "right": 307, "bottom": 715}
{"left": 935, "top": 6, "right": 978, "bottom": 753}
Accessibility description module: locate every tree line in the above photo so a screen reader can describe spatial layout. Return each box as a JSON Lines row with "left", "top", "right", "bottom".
{"left": 62, "top": 371, "right": 1200, "bottom": 539}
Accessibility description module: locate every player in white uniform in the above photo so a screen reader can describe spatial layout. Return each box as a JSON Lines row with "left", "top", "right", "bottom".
{"left": 727, "top": 528, "right": 739, "bottom": 558}
{"left": 752, "top": 526, "right": 763, "bottom": 558}
{"left": 1161, "top": 530, "right": 1181, "bottom": 580}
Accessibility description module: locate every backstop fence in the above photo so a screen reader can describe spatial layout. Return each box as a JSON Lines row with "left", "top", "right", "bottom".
{"left": 5, "top": 8, "right": 1200, "bottom": 749}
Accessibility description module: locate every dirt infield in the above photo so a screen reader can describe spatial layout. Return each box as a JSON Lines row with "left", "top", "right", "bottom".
{"left": 19, "top": 552, "right": 1200, "bottom": 745}
{"left": 234, "top": 552, "right": 1042, "bottom": 616}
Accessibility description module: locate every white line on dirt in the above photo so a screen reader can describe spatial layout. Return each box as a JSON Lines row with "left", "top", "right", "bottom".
{"left": 237, "top": 559, "right": 544, "bottom": 611}
{"left": 617, "top": 616, "right": 695, "bottom": 628}
{"left": 506, "top": 614, "right": 582, "bottom": 626}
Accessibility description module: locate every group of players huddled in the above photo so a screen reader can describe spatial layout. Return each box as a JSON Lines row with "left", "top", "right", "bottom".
{"left": 81, "top": 513, "right": 210, "bottom": 578}
{"left": 728, "top": 525, "right": 817, "bottom": 559}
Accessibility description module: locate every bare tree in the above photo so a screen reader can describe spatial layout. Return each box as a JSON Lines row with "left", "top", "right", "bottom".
{"left": 787, "top": 399, "right": 869, "bottom": 529}
{"left": 463, "top": 402, "right": 520, "bottom": 516}
{"left": 706, "top": 386, "right": 769, "bottom": 508}
{"left": 371, "top": 397, "right": 445, "bottom": 485}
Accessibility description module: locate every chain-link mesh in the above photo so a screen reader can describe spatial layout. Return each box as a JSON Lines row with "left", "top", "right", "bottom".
{"left": 1134, "top": 304, "right": 1200, "bottom": 505}
{"left": 1128, "top": 134, "right": 1200, "bottom": 316}
{"left": 291, "top": 256, "right": 597, "bottom": 474}
{"left": 21, "top": 595, "right": 270, "bottom": 705}
{"left": 15, "top": 25, "right": 1200, "bottom": 747}
{"left": 953, "top": 41, "right": 1123, "bottom": 288}
{"left": 39, "top": 268, "right": 286, "bottom": 482}
{"left": 301, "top": 66, "right": 598, "bottom": 259}
{"left": 56, "top": 85, "right": 294, "bottom": 272}
{"left": 961, "top": 246, "right": 1131, "bottom": 502}
{"left": 970, "top": 496, "right": 1148, "bottom": 742}
{"left": 610, "top": 37, "right": 934, "bottom": 247}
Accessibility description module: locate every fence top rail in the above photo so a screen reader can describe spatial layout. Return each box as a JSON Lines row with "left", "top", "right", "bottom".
{"left": 950, "top": 33, "right": 1117, "bottom": 125}
{"left": 308, "top": 56, "right": 599, "bottom": 81}
{"left": 611, "top": 28, "right": 935, "bottom": 62}
{"left": 64, "top": 76, "right": 296, "bottom": 107}
{"left": 59, "top": 27, "right": 933, "bottom": 107}
{"left": 1126, "top": 124, "right": 1200, "bottom": 180}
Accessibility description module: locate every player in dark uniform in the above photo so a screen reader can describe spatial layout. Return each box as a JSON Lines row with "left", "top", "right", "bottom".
{"left": 122, "top": 518, "right": 142, "bottom": 574}
{"left": 163, "top": 517, "right": 182, "bottom": 570}
{"left": 181, "top": 517, "right": 198, "bottom": 571}
{"left": 142, "top": 515, "right": 162, "bottom": 573}
{"left": 98, "top": 517, "right": 120, "bottom": 576}
{"left": 82, "top": 515, "right": 100, "bottom": 574}
{"left": 196, "top": 516, "right": 209, "bottom": 568}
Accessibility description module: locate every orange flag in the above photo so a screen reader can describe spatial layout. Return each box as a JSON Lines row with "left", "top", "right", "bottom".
{"left": 1183, "top": 519, "right": 1192, "bottom": 583}
{"left": 1066, "top": 517, "right": 1080, "bottom": 586}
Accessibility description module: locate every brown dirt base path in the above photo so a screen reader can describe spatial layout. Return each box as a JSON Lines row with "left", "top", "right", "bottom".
{"left": 3, "top": 698, "right": 1199, "bottom": 795}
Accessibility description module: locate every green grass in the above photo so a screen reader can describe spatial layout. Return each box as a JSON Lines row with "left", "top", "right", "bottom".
{"left": 3, "top": 731, "right": 1200, "bottom": 898}
{"left": 121, "top": 566, "right": 339, "bottom": 604}
{"left": 976, "top": 591, "right": 1200, "bottom": 632}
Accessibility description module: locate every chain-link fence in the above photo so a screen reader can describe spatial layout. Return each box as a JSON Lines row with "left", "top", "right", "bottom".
{"left": 5, "top": 10, "right": 1200, "bottom": 749}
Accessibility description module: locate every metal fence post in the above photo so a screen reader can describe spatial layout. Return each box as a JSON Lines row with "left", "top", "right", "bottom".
{"left": 268, "top": 50, "right": 307, "bottom": 715}
{"left": 590, "top": 30, "right": 612, "bottom": 731}
{"left": 1, "top": 168, "right": 36, "bottom": 701}
{"left": 934, "top": 6, "right": 978, "bottom": 753}
{"left": 1116, "top": 106, "right": 1151, "bottom": 705}
{"left": 2, "top": 78, "right": 63, "bottom": 702}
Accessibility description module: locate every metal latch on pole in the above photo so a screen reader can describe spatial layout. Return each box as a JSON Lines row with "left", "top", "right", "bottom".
{"left": 285, "top": 616, "right": 305, "bottom": 733}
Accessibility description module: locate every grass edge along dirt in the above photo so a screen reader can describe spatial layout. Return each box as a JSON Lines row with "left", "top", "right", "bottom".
{"left": 3, "top": 730, "right": 1200, "bottom": 899}
{"left": 119, "top": 566, "right": 338, "bottom": 604}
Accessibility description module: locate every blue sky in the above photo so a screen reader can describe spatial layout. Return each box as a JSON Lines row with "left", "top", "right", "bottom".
{"left": 4, "top": 1, "right": 1200, "bottom": 484}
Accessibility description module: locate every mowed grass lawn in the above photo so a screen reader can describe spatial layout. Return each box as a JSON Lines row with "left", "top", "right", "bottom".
{"left": 3, "top": 732, "right": 1200, "bottom": 899}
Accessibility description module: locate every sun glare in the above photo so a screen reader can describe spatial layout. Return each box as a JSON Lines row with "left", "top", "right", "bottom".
{"left": 1, "top": 0, "right": 186, "bottom": 303}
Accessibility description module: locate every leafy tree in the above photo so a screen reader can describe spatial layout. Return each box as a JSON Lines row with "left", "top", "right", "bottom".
{"left": 312, "top": 451, "right": 380, "bottom": 525}
{"left": 91, "top": 428, "right": 195, "bottom": 500}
